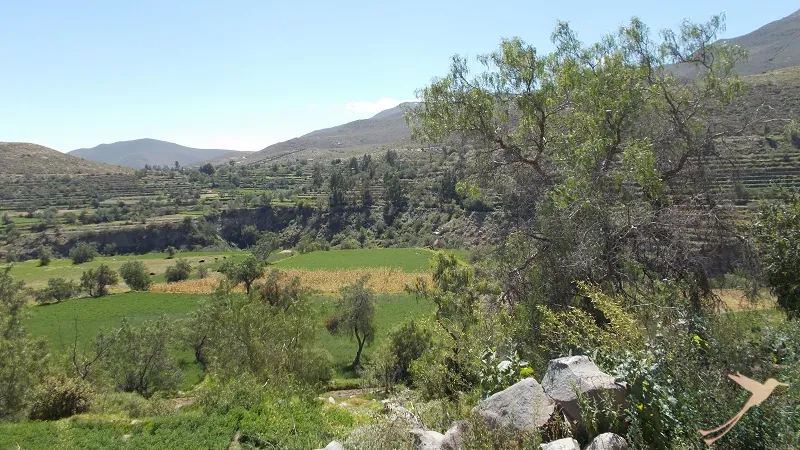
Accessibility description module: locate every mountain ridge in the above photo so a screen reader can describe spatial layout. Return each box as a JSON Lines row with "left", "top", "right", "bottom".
{"left": 69, "top": 138, "right": 242, "bottom": 169}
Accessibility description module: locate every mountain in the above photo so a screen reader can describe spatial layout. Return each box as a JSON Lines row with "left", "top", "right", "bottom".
{"left": 69, "top": 138, "right": 242, "bottom": 168}
{"left": 0, "top": 142, "right": 131, "bottom": 175}
{"left": 191, "top": 150, "right": 257, "bottom": 167}
{"left": 245, "top": 102, "right": 419, "bottom": 164}
{"left": 674, "top": 9, "right": 800, "bottom": 78}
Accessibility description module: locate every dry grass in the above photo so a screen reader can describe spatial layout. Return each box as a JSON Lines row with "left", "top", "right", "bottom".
{"left": 150, "top": 268, "right": 431, "bottom": 294}
{"left": 715, "top": 289, "right": 776, "bottom": 311}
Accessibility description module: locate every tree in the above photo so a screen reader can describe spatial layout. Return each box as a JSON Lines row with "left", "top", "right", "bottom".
{"left": 119, "top": 260, "right": 152, "bottom": 291}
{"left": 35, "top": 277, "right": 78, "bottom": 304}
{"left": 326, "top": 276, "right": 376, "bottom": 368}
{"left": 199, "top": 162, "right": 216, "bottom": 175}
{"left": 104, "top": 317, "right": 182, "bottom": 397}
{"left": 164, "top": 259, "right": 192, "bottom": 283}
{"left": 69, "top": 242, "right": 98, "bottom": 265}
{"left": 80, "top": 264, "right": 119, "bottom": 297}
{"left": 0, "top": 268, "right": 48, "bottom": 418}
{"left": 408, "top": 15, "right": 750, "bottom": 309}
{"left": 41, "top": 207, "right": 58, "bottom": 229}
{"left": 191, "top": 271, "right": 331, "bottom": 382}
{"left": 251, "top": 232, "right": 279, "bottom": 261}
{"left": 752, "top": 193, "right": 800, "bottom": 318}
{"left": 219, "top": 256, "right": 264, "bottom": 294}
{"left": 311, "top": 163, "right": 324, "bottom": 190}
{"left": 166, "top": 246, "right": 177, "bottom": 259}
{"left": 38, "top": 245, "right": 53, "bottom": 267}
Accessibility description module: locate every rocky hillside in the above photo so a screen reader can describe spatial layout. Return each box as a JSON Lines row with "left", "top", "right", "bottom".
{"left": 245, "top": 103, "right": 419, "bottom": 164}
{"left": 70, "top": 138, "right": 241, "bottom": 168}
{"left": 674, "top": 8, "right": 800, "bottom": 78}
{"left": 0, "top": 142, "right": 131, "bottom": 175}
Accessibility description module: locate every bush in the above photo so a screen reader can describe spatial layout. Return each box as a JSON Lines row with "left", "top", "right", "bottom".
{"left": 79, "top": 264, "right": 119, "bottom": 297}
{"left": 166, "top": 246, "right": 177, "bottom": 259}
{"left": 103, "top": 318, "right": 182, "bottom": 397}
{"left": 35, "top": 278, "right": 78, "bottom": 304}
{"left": 38, "top": 246, "right": 52, "bottom": 267}
{"left": 28, "top": 376, "right": 93, "bottom": 420}
{"left": 197, "top": 264, "right": 209, "bottom": 279}
{"left": 119, "top": 260, "right": 152, "bottom": 291}
{"left": 69, "top": 242, "right": 98, "bottom": 265}
{"left": 164, "top": 259, "right": 192, "bottom": 283}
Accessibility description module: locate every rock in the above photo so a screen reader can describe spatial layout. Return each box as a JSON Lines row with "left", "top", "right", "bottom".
{"left": 328, "top": 396, "right": 336, "bottom": 405}
{"left": 315, "top": 442, "right": 344, "bottom": 450}
{"left": 474, "top": 377, "right": 555, "bottom": 432}
{"left": 130, "top": 419, "right": 140, "bottom": 425}
{"left": 121, "top": 434, "right": 132, "bottom": 441}
{"left": 440, "top": 421, "right": 467, "bottom": 450}
{"left": 585, "top": 433, "right": 628, "bottom": 450}
{"left": 539, "top": 438, "right": 580, "bottom": 450}
{"left": 382, "top": 398, "right": 424, "bottom": 428}
{"left": 410, "top": 428, "right": 444, "bottom": 450}
{"left": 541, "top": 356, "right": 627, "bottom": 422}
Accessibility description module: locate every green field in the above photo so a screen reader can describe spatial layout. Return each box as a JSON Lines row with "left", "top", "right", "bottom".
{"left": 275, "top": 247, "right": 437, "bottom": 272}
{"left": 24, "top": 290, "right": 433, "bottom": 380}
{"left": 7, "top": 250, "right": 251, "bottom": 288}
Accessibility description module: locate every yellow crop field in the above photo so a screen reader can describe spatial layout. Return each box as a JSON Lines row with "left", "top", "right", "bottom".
{"left": 150, "top": 268, "right": 431, "bottom": 294}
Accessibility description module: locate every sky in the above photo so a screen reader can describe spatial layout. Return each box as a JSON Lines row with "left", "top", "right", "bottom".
{"left": 1, "top": 1, "right": 797, "bottom": 152}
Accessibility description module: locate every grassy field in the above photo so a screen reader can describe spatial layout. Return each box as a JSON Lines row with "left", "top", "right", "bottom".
{"left": 7, "top": 250, "right": 251, "bottom": 289}
{"left": 23, "top": 289, "right": 433, "bottom": 381}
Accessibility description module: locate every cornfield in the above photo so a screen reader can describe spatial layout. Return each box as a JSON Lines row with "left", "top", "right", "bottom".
{"left": 149, "top": 268, "right": 431, "bottom": 295}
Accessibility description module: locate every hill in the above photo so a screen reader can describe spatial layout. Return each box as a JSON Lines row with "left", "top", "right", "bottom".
{"left": 191, "top": 150, "right": 256, "bottom": 167}
{"left": 69, "top": 138, "right": 242, "bottom": 168}
{"left": 0, "top": 142, "right": 131, "bottom": 175}
{"left": 245, "top": 102, "right": 419, "bottom": 164}
{"left": 674, "top": 9, "right": 800, "bottom": 78}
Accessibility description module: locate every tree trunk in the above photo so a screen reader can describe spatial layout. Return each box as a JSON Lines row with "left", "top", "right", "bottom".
{"left": 352, "top": 329, "right": 364, "bottom": 369}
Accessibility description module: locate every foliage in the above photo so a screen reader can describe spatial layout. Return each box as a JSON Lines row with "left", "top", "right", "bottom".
{"left": 79, "top": 264, "right": 119, "bottom": 297}
{"left": 194, "top": 273, "right": 332, "bottom": 383}
{"left": 28, "top": 375, "right": 93, "bottom": 420}
{"left": 103, "top": 317, "right": 182, "bottom": 397}
{"left": 37, "top": 246, "right": 52, "bottom": 267}
{"left": 0, "top": 268, "right": 48, "bottom": 420}
{"left": 752, "top": 192, "right": 800, "bottom": 318}
{"left": 197, "top": 263, "right": 209, "bottom": 279}
{"left": 218, "top": 255, "right": 264, "bottom": 294}
{"left": 378, "top": 319, "right": 433, "bottom": 388}
{"left": 69, "top": 242, "right": 98, "bottom": 264}
{"left": 164, "top": 258, "right": 192, "bottom": 283}
{"left": 251, "top": 231, "right": 279, "bottom": 261}
{"left": 477, "top": 347, "right": 533, "bottom": 397}
{"left": 408, "top": 14, "right": 747, "bottom": 310}
{"left": 534, "top": 282, "right": 644, "bottom": 360}
{"left": 327, "top": 276, "right": 377, "bottom": 368}
{"left": 119, "top": 260, "right": 152, "bottom": 291}
{"left": 35, "top": 277, "right": 78, "bottom": 304}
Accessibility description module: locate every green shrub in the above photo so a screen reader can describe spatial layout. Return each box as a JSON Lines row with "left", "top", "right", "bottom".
{"left": 37, "top": 246, "right": 52, "bottom": 267}
{"left": 28, "top": 376, "right": 93, "bottom": 420}
{"left": 119, "top": 260, "right": 152, "bottom": 291}
{"left": 35, "top": 277, "right": 78, "bottom": 304}
{"left": 197, "top": 264, "right": 209, "bottom": 279}
{"left": 104, "top": 318, "right": 182, "bottom": 397}
{"left": 69, "top": 242, "right": 98, "bottom": 264}
{"left": 165, "top": 259, "right": 192, "bottom": 283}
{"left": 79, "top": 264, "right": 118, "bottom": 297}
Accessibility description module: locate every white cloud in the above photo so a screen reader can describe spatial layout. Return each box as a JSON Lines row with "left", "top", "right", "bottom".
{"left": 344, "top": 97, "right": 413, "bottom": 115}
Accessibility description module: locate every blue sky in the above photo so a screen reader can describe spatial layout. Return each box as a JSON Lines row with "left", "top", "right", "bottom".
{"left": 1, "top": 1, "right": 796, "bottom": 152}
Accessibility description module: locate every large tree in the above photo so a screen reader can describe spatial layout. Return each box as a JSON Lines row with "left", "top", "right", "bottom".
{"left": 408, "top": 15, "right": 752, "bottom": 310}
